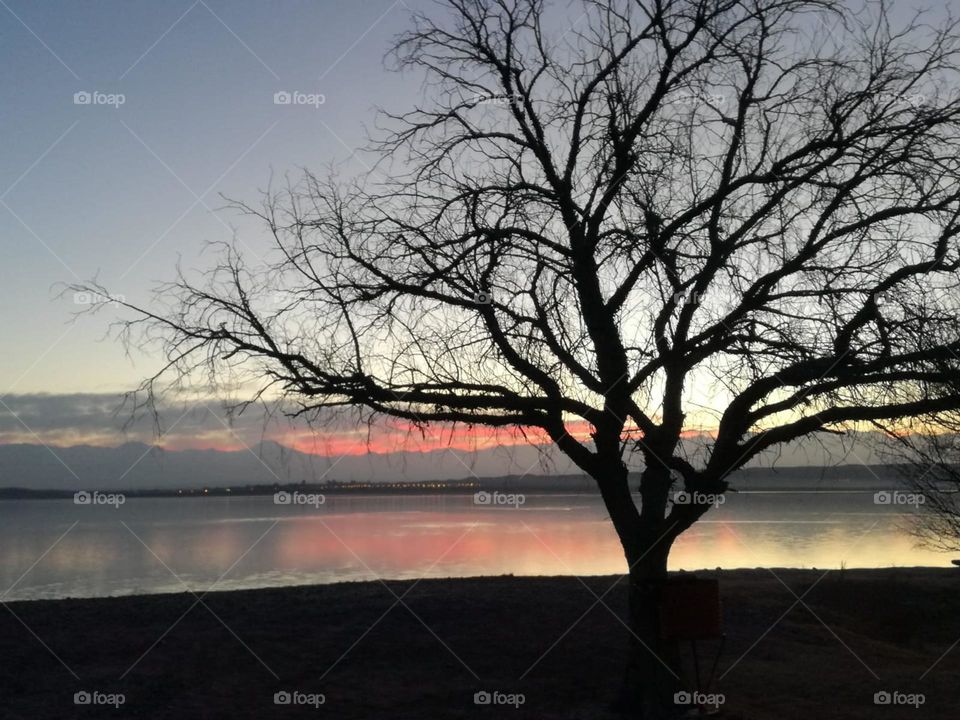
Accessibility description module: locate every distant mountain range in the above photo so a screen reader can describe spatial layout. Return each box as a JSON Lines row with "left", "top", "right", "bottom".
{"left": 0, "top": 431, "right": 898, "bottom": 491}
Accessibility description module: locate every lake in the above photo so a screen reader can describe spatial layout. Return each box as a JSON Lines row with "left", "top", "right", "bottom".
{"left": 0, "top": 491, "right": 952, "bottom": 601}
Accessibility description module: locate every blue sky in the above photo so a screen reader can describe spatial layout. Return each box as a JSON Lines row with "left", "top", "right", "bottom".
{"left": 0, "top": 0, "right": 951, "bottom": 458}
{"left": 0, "top": 0, "right": 426, "bottom": 394}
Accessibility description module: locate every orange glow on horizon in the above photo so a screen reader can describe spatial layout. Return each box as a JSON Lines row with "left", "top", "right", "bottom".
{"left": 157, "top": 419, "right": 710, "bottom": 455}
{"left": 279, "top": 420, "right": 597, "bottom": 456}
{"left": 0, "top": 415, "right": 943, "bottom": 457}
{"left": 0, "top": 419, "right": 597, "bottom": 455}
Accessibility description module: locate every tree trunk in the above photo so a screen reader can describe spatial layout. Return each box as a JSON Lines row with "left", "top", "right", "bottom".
{"left": 617, "top": 533, "right": 683, "bottom": 719}
{"left": 595, "top": 458, "right": 683, "bottom": 719}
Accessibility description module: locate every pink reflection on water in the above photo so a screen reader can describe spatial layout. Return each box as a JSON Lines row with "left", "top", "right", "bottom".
{"left": 0, "top": 494, "right": 952, "bottom": 601}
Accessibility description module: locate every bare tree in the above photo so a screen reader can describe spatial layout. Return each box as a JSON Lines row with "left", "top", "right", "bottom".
{"left": 81, "top": 0, "right": 960, "bottom": 716}
{"left": 880, "top": 387, "right": 960, "bottom": 552}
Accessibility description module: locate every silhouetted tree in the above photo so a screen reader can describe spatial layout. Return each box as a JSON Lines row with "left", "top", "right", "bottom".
{"left": 880, "top": 382, "right": 960, "bottom": 551}
{"left": 81, "top": 0, "right": 960, "bottom": 716}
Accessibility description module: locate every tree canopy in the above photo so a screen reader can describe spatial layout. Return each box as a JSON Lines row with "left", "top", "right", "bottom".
{"left": 82, "top": 0, "right": 960, "bottom": 553}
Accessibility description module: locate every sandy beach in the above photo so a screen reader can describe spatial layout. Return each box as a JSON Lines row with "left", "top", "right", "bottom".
{"left": 2, "top": 568, "right": 958, "bottom": 718}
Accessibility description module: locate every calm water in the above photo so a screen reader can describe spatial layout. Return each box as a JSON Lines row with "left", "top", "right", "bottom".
{"left": 0, "top": 492, "right": 952, "bottom": 601}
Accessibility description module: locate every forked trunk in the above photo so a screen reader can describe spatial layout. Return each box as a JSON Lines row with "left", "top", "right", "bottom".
{"left": 595, "top": 459, "right": 684, "bottom": 719}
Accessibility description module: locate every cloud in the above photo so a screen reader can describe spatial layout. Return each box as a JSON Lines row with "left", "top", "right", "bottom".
{"left": 0, "top": 394, "right": 586, "bottom": 486}
{"left": 0, "top": 394, "right": 888, "bottom": 474}
{"left": 0, "top": 393, "right": 319, "bottom": 449}
{"left": 0, "top": 393, "right": 246, "bottom": 447}
{"left": 0, "top": 393, "right": 578, "bottom": 457}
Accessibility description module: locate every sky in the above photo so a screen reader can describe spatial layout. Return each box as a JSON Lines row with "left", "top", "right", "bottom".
{"left": 0, "top": 0, "right": 948, "bottom": 461}
{"left": 0, "top": 0, "right": 447, "bottom": 451}
{"left": 1, "top": 0, "right": 429, "bottom": 391}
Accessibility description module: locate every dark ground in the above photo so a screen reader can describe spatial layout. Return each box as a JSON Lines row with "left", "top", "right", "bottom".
{"left": 2, "top": 568, "right": 958, "bottom": 719}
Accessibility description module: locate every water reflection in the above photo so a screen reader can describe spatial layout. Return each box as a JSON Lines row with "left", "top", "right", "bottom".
{"left": 0, "top": 492, "right": 950, "bottom": 601}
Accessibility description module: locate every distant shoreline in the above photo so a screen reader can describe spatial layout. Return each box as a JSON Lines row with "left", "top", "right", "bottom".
{"left": 0, "top": 473, "right": 918, "bottom": 501}
{"left": 0, "top": 464, "right": 925, "bottom": 500}
{"left": 0, "top": 480, "right": 492, "bottom": 500}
